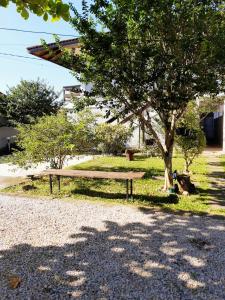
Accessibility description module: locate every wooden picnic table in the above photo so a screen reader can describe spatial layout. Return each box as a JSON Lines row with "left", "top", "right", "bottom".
{"left": 41, "top": 169, "right": 145, "bottom": 200}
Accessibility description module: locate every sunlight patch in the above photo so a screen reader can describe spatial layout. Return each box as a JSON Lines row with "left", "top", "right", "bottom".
{"left": 178, "top": 272, "right": 205, "bottom": 289}
{"left": 183, "top": 255, "right": 205, "bottom": 267}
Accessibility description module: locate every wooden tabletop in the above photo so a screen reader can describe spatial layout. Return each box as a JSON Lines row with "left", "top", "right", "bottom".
{"left": 42, "top": 169, "right": 145, "bottom": 180}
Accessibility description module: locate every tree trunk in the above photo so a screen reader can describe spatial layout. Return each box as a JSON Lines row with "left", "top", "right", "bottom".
{"left": 136, "top": 109, "right": 176, "bottom": 191}
{"left": 163, "top": 151, "right": 173, "bottom": 190}
{"left": 163, "top": 122, "right": 175, "bottom": 190}
{"left": 184, "top": 160, "right": 189, "bottom": 174}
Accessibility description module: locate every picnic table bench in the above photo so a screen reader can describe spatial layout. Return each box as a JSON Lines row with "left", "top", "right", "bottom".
{"left": 41, "top": 169, "right": 145, "bottom": 200}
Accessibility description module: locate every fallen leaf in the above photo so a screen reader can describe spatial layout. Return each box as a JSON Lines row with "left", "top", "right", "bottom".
{"left": 8, "top": 275, "right": 21, "bottom": 289}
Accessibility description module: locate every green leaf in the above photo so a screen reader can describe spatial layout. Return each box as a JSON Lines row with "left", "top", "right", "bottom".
{"left": 21, "top": 8, "right": 29, "bottom": 19}
{"left": 51, "top": 15, "right": 60, "bottom": 22}
{"left": 43, "top": 12, "right": 48, "bottom": 21}
{"left": 0, "top": 0, "right": 8, "bottom": 7}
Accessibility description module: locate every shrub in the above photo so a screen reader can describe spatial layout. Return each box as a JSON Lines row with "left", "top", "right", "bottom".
{"left": 176, "top": 101, "right": 206, "bottom": 173}
{"left": 96, "top": 123, "right": 132, "bottom": 155}
{"left": 176, "top": 129, "right": 206, "bottom": 173}
{"left": 13, "top": 109, "right": 96, "bottom": 169}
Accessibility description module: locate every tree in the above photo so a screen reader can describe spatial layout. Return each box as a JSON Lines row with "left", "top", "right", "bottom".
{"left": 63, "top": 0, "right": 225, "bottom": 190}
{"left": 0, "top": 79, "right": 60, "bottom": 125}
{"left": 0, "top": 92, "right": 8, "bottom": 126}
{"left": 13, "top": 109, "right": 96, "bottom": 169}
{"left": 96, "top": 123, "right": 132, "bottom": 155}
{"left": 176, "top": 101, "right": 206, "bottom": 173}
{"left": 0, "top": 0, "right": 70, "bottom": 21}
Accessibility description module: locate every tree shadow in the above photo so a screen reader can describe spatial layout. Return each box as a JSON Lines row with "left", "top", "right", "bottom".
{"left": 71, "top": 187, "right": 176, "bottom": 204}
{"left": 1, "top": 213, "right": 225, "bottom": 299}
{"left": 206, "top": 159, "right": 225, "bottom": 207}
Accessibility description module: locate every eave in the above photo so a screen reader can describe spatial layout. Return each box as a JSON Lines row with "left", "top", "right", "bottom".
{"left": 27, "top": 38, "right": 80, "bottom": 68}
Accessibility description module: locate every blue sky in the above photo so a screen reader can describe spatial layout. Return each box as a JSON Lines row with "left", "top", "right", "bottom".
{"left": 0, "top": 2, "right": 81, "bottom": 94}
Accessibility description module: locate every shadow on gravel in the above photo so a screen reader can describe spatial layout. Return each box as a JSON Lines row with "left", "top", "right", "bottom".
{"left": 1, "top": 214, "right": 225, "bottom": 299}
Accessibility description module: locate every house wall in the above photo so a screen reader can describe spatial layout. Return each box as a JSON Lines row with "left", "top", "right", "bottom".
{"left": 0, "top": 127, "right": 18, "bottom": 149}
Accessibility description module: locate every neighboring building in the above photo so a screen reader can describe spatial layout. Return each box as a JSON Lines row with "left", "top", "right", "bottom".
{"left": 27, "top": 39, "right": 225, "bottom": 151}
{"left": 0, "top": 92, "right": 17, "bottom": 151}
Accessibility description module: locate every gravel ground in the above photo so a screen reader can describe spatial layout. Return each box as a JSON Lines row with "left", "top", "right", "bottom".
{"left": 0, "top": 195, "right": 225, "bottom": 299}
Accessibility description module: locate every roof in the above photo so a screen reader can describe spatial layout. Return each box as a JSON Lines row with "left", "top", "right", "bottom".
{"left": 27, "top": 38, "right": 80, "bottom": 68}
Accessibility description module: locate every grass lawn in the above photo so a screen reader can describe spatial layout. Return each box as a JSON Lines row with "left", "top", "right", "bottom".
{"left": 3, "top": 154, "right": 225, "bottom": 216}
{"left": 220, "top": 155, "right": 225, "bottom": 171}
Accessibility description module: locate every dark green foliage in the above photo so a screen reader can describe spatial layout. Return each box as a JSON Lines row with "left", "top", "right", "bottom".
{"left": 0, "top": 80, "right": 60, "bottom": 126}
{"left": 96, "top": 123, "right": 132, "bottom": 155}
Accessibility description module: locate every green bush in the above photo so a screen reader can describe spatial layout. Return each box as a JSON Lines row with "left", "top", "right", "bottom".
{"left": 176, "top": 101, "right": 206, "bottom": 173}
{"left": 13, "top": 110, "right": 96, "bottom": 169}
{"left": 96, "top": 123, "right": 132, "bottom": 155}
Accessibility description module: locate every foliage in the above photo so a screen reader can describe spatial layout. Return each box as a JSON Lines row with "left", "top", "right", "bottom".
{"left": 0, "top": 93, "right": 8, "bottom": 126}
{"left": 73, "top": 108, "right": 98, "bottom": 153}
{"left": 0, "top": 0, "right": 70, "bottom": 21}
{"left": 72, "top": 95, "right": 97, "bottom": 113}
{"left": 63, "top": 0, "right": 225, "bottom": 189}
{"left": 176, "top": 130, "right": 206, "bottom": 173}
{"left": 176, "top": 101, "right": 206, "bottom": 173}
{"left": 0, "top": 79, "right": 60, "bottom": 125}
{"left": 96, "top": 123, "right": 132, "bottom": 155}
{"left": 13, "top": 110, "right": 96, "bottom": 169}
{"left": 145, "top": 143, "right": 162, "bottom": 158}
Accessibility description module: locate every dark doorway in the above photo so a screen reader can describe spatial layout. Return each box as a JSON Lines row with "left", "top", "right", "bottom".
{"left": 202, "top": 112, "right": 223, "bottom": 147}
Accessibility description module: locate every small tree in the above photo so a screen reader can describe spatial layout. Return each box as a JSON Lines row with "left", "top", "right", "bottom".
{"left": 176, "top": 130, "right": 206, "bottom": 173}
{"left": 176, "top": 101, "right": 206, "bottom": 173}
{"left": 0, "top": 79, "right": 60, "bottom": 126}
{"left": 96, "top": 123, "right": 132, "bottom": 155}
{"left": 13, "top": 110, "right": 96, "bottom": 169}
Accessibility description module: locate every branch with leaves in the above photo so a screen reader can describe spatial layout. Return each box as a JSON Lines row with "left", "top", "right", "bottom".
{"left": 0, "top": 0, "right": 70, "bottom": 21}
{"left": 63, "top": 0, "right": 225, "bottom": 189}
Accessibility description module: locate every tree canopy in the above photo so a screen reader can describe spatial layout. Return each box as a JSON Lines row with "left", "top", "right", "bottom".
{"left": 0, "top": 79, "right": 60, "bottom": 125}
{"left": 64, "top": 0, "right": 225, "bottom": 189}
{"left": 13, "top": 109, "right": 97, "bottom": 169}
{"left": 0, "top": 0, "right": 70, "bottom": 21}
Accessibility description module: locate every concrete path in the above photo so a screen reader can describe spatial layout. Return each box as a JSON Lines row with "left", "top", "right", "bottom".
{"left": 0, "top": 155, "right": 93, "bottom": 189}
{"left": 204, "top": 150, "right": 225, "bottom": 209}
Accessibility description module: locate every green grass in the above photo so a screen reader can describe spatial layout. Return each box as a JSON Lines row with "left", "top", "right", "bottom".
{"left": 4, "top": 154, "right": 225, "bottom": 216}
{"left": 4, "top": 156, "right": 225, "bottom": 214}
{"left": 220, "top": 155, "right": 225, "bottom": 172}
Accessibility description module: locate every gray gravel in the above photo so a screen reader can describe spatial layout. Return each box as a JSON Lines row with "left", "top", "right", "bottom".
{"left": 0, "top": 195, "right": 225, "bottom": 299}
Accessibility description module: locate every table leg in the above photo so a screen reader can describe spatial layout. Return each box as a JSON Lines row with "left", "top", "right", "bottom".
{"left": 130, "top": 179, "right": 133, "bottom": 199}
{"left": 49, "top": 175, "right": 53, "bottom": 194}
{"left": 57, "top": 175, "right": 61, "bottom": 192}
{"left": 126, "top": 179, "right": 129, "bottom": 200}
